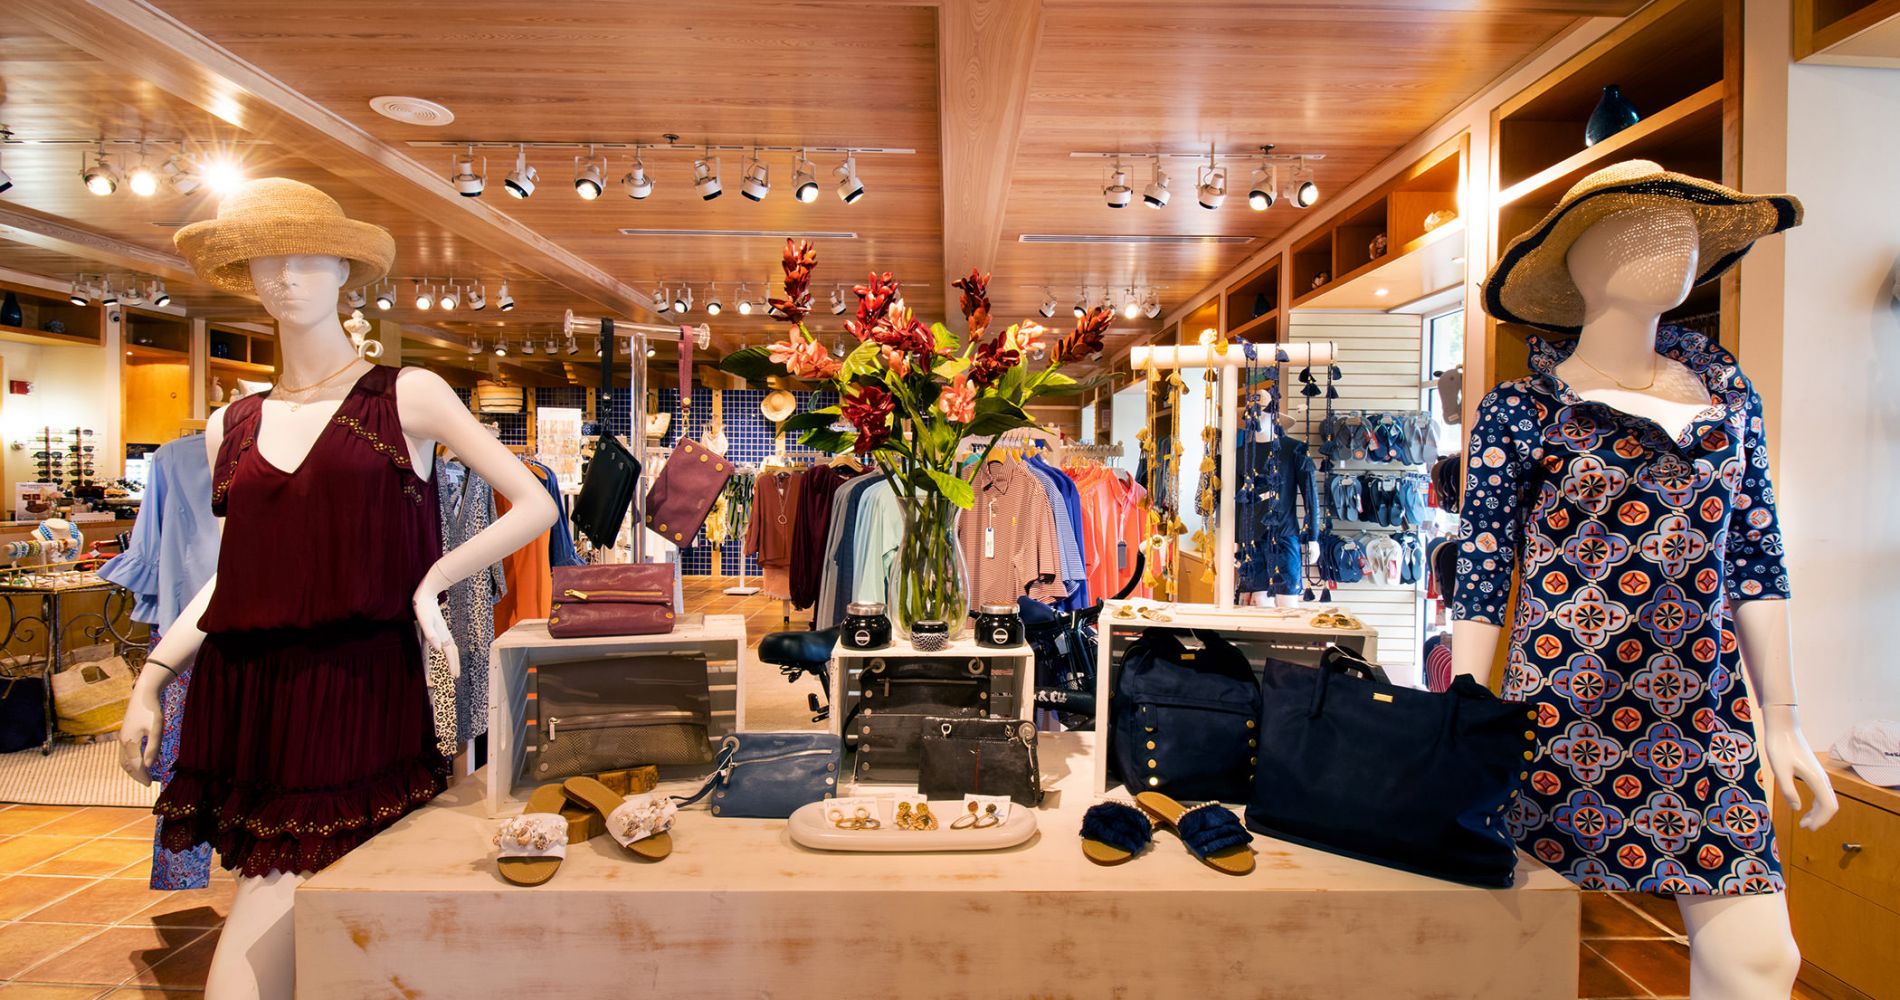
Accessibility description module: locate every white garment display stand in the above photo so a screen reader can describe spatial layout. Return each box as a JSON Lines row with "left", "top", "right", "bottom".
{"left": 1129, "top": 341, "right": 1336, "bottom": 610}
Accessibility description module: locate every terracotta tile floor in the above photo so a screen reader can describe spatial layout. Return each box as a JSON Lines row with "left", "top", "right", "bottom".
{"left": 0, "top": 582, "right": 1836, "bottom": 996}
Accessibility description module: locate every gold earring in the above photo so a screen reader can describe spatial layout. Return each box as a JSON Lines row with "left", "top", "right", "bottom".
{"left": 916, "top": 803, "right": 938, "bottom": 831}
{"left": 895, "top": 802, "right": 913, "bottom": 831}
{"left": 974, "top": 803, "right": 1001, "bottom": 829}
{"left": 855, "top": 806, "right": 880, "bottom": 831}
{"left": 951, "top": 801, "right": 979, "bottom": 830}
{"left": 829, "top": 809, "right": 852, "bottom": 830}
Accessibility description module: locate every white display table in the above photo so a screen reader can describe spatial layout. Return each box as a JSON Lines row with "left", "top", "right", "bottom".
{"left": 297, "top": 732, "right": 1579, "bottom": 999}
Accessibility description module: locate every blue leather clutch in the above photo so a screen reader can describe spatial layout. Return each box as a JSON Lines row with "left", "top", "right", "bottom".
{"left": 693, "top": 732, "right": 842, "bottom": 819}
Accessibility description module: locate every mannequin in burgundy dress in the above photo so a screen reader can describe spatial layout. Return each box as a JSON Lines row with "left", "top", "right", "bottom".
{"left": 119, "top": 180, "right": 556, "bottom": 999}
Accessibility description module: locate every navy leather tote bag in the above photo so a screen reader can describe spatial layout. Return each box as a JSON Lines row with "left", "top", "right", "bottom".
{"left": 1245, "top": 652, "right": 1530, "bottom": 887}
{"left": 1111, "top": 628, "right": 1261, "bottom": 803}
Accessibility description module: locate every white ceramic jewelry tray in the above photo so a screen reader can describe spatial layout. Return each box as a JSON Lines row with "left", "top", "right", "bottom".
{"left": 787, "top": 800, "right": 1038, "bottom": 852}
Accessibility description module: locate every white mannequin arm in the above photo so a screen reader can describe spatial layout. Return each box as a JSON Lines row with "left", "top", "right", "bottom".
{"left": 117, "top": 407, "right": 228, "bottom": 783}
{"left": 396, "top": 368, "right": 557, "bottom": 651}
{"left": 1732, "top": 598, "right": 1837, "bottom": 830}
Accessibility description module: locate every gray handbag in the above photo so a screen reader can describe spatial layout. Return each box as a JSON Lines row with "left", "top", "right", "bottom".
{"left": 531, "top": 652, "right": 714, "bottom": 780}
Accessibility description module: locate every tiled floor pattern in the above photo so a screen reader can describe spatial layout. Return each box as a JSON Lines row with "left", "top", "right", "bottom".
{"left": 0, "top": 581, "right": 1834, "bottom": 997}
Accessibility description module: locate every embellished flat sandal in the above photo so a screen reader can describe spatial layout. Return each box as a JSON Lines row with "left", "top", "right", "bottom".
{"left": 494, "top": 783, "right": 576, "bottom": 887}
{"left": 564, "top": 776, "right": 677, "bottom": 861}
{"left": 1080, "top": 801, "right": 1154, "bottom": 866}
{"left": 1134, "top": 792, "right": 1256, "bottom": 876}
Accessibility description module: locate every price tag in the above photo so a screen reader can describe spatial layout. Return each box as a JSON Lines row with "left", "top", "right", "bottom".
{"left": 1116, "top": 541, "right": 1128, "bottom": 570}
{"left": 984, "top": 526, "right": 995, "bottom": 559}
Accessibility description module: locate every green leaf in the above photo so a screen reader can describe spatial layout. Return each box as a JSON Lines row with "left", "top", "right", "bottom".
{"left": 931, "top": 322, "right": 961, "bottom": 355}
{"left": 843, "top": 340, "right": 882, "bottom": 379}
{"left": 925, "top": 467, "right": 976, "bottom": 510}
{"left": 778, "top": 407, "right": 842, "bottom": 434}
{"left": 933, "top": 356, "right": 971, "bottom": 380}
{"left": 716, "top": 346, "right": 790, "bottom": 385}
{"left": 801, "top": 427, "right": 855, "bottom": 455}
{"left": 964, "top": 397, "right": 1034, "bottom": 437}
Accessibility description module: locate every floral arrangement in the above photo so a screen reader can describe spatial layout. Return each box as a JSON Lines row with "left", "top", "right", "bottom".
{"left": 720, "top": 239, "right": 1112, "bottom": 632}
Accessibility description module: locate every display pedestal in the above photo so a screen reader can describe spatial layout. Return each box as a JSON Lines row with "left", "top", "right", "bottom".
{"left": 297, "top": 733, "right": 1579, "bottom": 998}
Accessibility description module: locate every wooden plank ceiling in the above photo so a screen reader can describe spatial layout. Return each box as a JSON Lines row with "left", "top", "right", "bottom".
{"left": 0, "top": 0, "right": 1637, "bottom": 384}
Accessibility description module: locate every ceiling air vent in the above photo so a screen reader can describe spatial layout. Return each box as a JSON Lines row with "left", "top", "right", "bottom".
{"left": 618, "top": 228, "right": 858, "bottom": 239}
{"left": 1018, "top": 233, "right": 1254, "bottom": 246}
{"left": 369, "top": 96, "right": 455, "bottom": 127}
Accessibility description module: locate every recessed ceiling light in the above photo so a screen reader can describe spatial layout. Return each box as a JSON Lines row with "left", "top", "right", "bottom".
{"left": 369, "top": 95, "right": 455, "bottom": 126}
{"left": 1374, "top": 288, "right": 1389, "bottom": 297}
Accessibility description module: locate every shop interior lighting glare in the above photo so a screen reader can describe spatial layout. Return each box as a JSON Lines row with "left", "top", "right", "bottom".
{"left": 622, "top": 144, "right": 654, "bottom": 200}
{"left": 82, "top": 144, "right": 119, "bottom": 196}
{"left": 127, "top": 147, "right": 159, "bottom": 197}
{"left": 439, "top": 282, "right": 460, "bottom": 311}
{"left": 792, "top": 150, "right": 819, "bottom": 203}
{"left": 739, "top": 150, "right": 770, "bottom": 202}
{"left": 675, "top": 286, "right": 694, "bottom": 314}
{"left": 375, "top": 283, "right": 395, "bottom": 311}
{"left": 737, "top": 283, "right": 754, "bottom": 315}
{"left": 705, "top": 284, "right": 723, "bottom": 316}
{"left": 494, "top": 335, "right": 508, "bottom": 357}
{"left": 1122, "top": 288, "right": 1141, "bottom": 319}
{"left": 1103, "top": 158, "right": 1132, "bottom": 208}
{"left": 693, "top": 148, "right": 723, "bottom": 201}
{"left": 573, "top": 146, "right": 605, "bottom": 200}
{"left": 503, "top": 144, "right": 537, "bottom": 199}
{"left": 497, "top": 281, "right": 515, "bottom": 311}
{"left": 834, "top": 152, "right": 864, "bottom": 204}
{"left": 201, "top": 157, "right": 245, "bottom": 194}
{"left": 451, "top": 146, "right": 485, "bottom": 197}
{"left": 414, "top": 280, "right": 433, "bottom": 311}
{"left": 100, "top": 281, "right": 119, "bottom": 307}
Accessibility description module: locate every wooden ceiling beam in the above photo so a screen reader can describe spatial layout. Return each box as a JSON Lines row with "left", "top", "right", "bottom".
{"left": 11, "top": 1, "right": 651, "bottom": 320}
{"left": 399, "top": 323, "right": 567, "bottom": 387}
{"left": 0, "top": 204, "right": 205, "bottom": 287}
{"left": 936, "top": 0, "right": 1043, "bottom": 295}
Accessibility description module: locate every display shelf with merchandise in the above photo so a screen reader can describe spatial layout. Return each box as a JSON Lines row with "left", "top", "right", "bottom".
{"left": 485, "top": 615, "right": 747, "bottom": 815}
{"left": 0, "top": 280, "right": 103, "bottom": 348}
{"left": 1221, "top": 254, "right": 1282, "bottom": 343}
{"left": 1289, "top": 135, "right": 1467, "bottom": 309}
{"left": 301, "top": 733, "right": 1579, "bottom": 999}
{"left": 827, "top": 638, "right": 1031, "bottom": 742}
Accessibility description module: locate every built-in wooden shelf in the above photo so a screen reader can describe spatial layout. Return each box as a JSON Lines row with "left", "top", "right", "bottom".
{"left": 208, "top": 357, "right": 276, "bottom": 378}
{"left": 122, "top": 308, "right": 190, "bottom": 355}
{"left": 0, "top": 281, "right": 103, "bottom": 348}
{"left": 1221, "top": 254, "right": 1282, "bottom": 343}
{"left": 1290, "top": 135, "right": 1466, "bottom": 309}
{"left": 1498, "top": 83, "right": 1724, "bottom": 210}
{"left": 1797, "top": 0, "right": 1900, "bottom": 66}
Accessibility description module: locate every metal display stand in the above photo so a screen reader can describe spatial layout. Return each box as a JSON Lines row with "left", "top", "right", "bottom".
{"left": 0, "top": 577, "right": 148, "bottom": 752}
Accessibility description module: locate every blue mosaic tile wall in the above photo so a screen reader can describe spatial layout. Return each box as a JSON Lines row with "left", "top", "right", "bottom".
{"left": 656, "top": 388, "right": 840, "bottom": 576}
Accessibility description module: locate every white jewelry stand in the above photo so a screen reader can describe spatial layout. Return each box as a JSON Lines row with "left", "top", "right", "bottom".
{"left": 1128, "top": 340, "right": 1336, "bottom": 611}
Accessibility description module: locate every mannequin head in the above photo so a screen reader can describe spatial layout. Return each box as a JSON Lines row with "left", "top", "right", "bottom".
{"left": 1565, "top": 206, "right": 1699, "bottom": 319}
{"left": 248, "top": 254, "right": 350, "bottom": 329}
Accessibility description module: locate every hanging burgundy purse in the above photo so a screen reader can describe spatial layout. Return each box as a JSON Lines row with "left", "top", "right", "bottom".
{"left": 548, "top": 563, "right": 677, "bottom": 638}
{"left": 643, "top": 326, "right": 733, "bottom": 546}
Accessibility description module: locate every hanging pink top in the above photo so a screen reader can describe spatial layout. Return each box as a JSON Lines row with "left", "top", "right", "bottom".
{"left": 200, "top": 365, "right": 440, "bottom": 632}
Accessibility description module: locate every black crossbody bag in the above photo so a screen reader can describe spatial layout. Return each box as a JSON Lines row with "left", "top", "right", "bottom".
{"left": 572, "top": 318, "right": 642, "bottom": 548}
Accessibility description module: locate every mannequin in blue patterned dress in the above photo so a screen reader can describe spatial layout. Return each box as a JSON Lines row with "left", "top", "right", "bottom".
{"left": 1454, "top": 199, "right": 1836, "bottom": 999}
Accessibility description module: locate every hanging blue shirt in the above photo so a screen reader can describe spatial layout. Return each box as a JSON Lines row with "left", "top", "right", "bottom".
{"left": 1026, "top": 455, "right": 1089, "bottom": 609}
{"left": 99, "top": 436, "right": 219, "bottom": 632}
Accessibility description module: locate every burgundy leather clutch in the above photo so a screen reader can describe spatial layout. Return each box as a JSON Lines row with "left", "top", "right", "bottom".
{"left": 548, "top": 563, "right": 677, "bottom": 639}
{"left": 644, "top": 436, "right": 733, "bottom": 546}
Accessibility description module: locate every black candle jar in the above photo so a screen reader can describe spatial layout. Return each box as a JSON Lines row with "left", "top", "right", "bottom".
{"left": 840, "top": 602, "right": 892, "bottom": 651}
{"left": 974, "top": 603, "right": 1024, "bottom": 648}
{"left": 910, "top": 619, "right": 950, "bottom": 652}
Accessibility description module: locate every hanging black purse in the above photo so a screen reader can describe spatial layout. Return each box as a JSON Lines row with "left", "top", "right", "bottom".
{"left": 1244, "top": 650, "right": 1531, "bottom": 887}
{"left": 571, "top": 318, "right": 642, "bottom": 548}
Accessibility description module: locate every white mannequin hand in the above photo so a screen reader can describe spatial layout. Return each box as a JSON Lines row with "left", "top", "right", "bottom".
{"left": 1304, "top": 540, "right": 1320, "bottom": 563}
{"left": 1759, "top": 704, "right": 1839, "bottom": 831}
{"left": 116, "top": 672, "right": 166, "bottom": 785}
{"left": 412, "top": 578, "right": 461, "bottom": 679}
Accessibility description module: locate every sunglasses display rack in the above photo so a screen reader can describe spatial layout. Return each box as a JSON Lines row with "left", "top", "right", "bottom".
{"left": 27, "top": 426, "right": 99, "bottom": 492}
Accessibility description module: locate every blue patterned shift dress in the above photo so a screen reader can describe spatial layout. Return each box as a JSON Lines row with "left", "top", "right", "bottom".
{"left": 1451, "top": 327, "right": 1788, "bottom": 896}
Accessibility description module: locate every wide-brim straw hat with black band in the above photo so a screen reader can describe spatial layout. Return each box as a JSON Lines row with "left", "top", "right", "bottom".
{"left": 1482, "top": 159, "right": 1801, "bottom": 335}
{"left": 174, "top": 177, "right": 396, "bottom": 295}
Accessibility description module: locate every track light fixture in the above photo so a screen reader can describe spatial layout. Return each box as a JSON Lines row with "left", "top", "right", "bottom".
{"left": 834, "top": 153, "right": 864, "bottom": 204}
{"left": 705, "top": 284, "right": 723, "bottom": 316}
{"left": 345, "top": 288, "right": 366, "bottom": 309}
{"left": 100, "top": 280, "right": 119, "bottom": 307}
{"left": 375, "top": 283, "right": 395, "bottom": 311}
{"left": 740, "top": 150, "right": 770, "bottom": 202}
{"left": 1038, "top": 288, "right": 1057, "bottom": 319}
{"left": 439, "top": 283, "right": 460, "bottom": 311}
{"left": 467, "top": 336, "right": 480, "bottom": 361}
{"left": 497, "top": 281, "right": 515, "bottom": 311}
{"left": 693, "top": 148, "right": 723, "bottom": 201}
{"left": 0, "top": 132, "right": 11, "bottom": 195}
{"left": 830, "top": 287, "right": 848, "bottom": 315}
{"left": 82, "top": 144, "right": 119, "bottom": 196}
{"left": 574, "top": 145, "right": 605, "bottom": 200}
{"left": 737, "top": 283, "right": 754, "bottom": 315}
{"left": 127, "top": 146, "right": 158, "bottom": 197}
{"left": 1073, "top": 287, "right": 1087, "bottom": 318}
{"left": 1103, "top": 159, "right": 1132, "bottom": 209}
{"left": 521, "top": 335, "right": 535, "bottom": 355}
{"left": 1122, "top": 288, "right": 1141, "bottom": 319}
{"left": 468, "top": 284, "right": 486, "bottom": 311}
{"left": 414, "top": 280, "right": 433, "bottom": 311}
{"left": 1249, "top": 146, "right": 1278, "bottom": 211}
{"left": 623, "top": 150, "right": 655, "bottom": 200}
{"left": 69, "top": 281, "right": 88, "bottom": 307}
{"left": 792, "top": 150, "right": 818, "bottom": 203}
{"left": 1290, "top": 158, "right": 1320, "bottom": 209}
{"left": 1144, "top": 289, "right": 1162, "bottom": 319}
{"left": 495, "top": 335, "right": 508, "bottom": 357}
{"left": 503, "top": 145, "right": 537, "bottom": 199}
{"left": 675, "top": 286, "right": 694, "bottom": 314}
{"left": 451, "top": 146, "right": 485, "bottom": 197}
{"left": 160, "top": 155, "right": 201, "bottom": 195}
{"left": 1142, "top": 158, "right": 1170, "bottom": 208}
{"left": 1196, "top": 146, "right": 1227, "bottom": 210}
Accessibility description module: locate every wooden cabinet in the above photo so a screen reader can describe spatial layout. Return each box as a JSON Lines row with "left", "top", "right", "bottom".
{"left": 1783, "top": 759, "right": 1900, "bottom": 1000}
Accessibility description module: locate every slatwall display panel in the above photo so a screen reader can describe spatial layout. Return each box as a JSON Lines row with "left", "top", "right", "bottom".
{"left": 1288, "top": 311, "right": 1428, "bottom": 686}
{"left": 656, "top": 388, "right": 841, "bottom": 577}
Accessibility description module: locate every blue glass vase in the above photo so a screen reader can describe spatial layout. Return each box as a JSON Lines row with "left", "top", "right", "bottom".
{"left": 1585, "top": 85, "right": 1641, "bottom": 147}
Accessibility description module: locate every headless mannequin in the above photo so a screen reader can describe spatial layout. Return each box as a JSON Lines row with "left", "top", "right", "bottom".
{"left": 114, "top": 254, "right": 556, "bottom": 999}
{"left": 1452, "top": 207, "right": 1838, "bottom": 999}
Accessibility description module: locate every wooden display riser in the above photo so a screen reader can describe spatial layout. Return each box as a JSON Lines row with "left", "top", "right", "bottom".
{"left": 297, "top": 733, "right": 1580, "bottom": 999}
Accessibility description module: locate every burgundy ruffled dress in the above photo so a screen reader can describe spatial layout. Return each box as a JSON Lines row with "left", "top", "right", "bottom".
{"left": 155, "top": 365, "right": 450, "bottom": 877}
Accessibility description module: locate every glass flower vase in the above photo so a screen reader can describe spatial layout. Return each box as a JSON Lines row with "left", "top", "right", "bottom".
{"left": 893, "top": 489, "right": 970, "bottom": 640}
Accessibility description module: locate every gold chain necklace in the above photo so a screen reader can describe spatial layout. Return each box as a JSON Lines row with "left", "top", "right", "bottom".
{"left": 1571, "top": 351, "right": 1657, "bottom": 391}
{"left": 275, "top": 358, "right": 364, "bottom": 410}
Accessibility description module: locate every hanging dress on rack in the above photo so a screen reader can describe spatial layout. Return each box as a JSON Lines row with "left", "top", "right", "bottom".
{"left": 744, "top": 469, "right": 802, "bottom": 600}
{"left": 155, "top": 366, "right": 450, "bottom": 877}
{"left": 438, "top": 459, "right": 507, "bottom": 741}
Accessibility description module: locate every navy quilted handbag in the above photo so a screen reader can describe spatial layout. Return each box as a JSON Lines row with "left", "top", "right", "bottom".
{"left": 1245, "top": 655, "right": 1529, "bottom": 887}
{"left": 1111, "top": 628, "right": 1261, "bottom": 803}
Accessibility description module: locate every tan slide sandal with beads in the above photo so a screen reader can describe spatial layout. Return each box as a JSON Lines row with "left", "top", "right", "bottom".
{"left": 564, "top": 776, "right": 677, "bottom": 861}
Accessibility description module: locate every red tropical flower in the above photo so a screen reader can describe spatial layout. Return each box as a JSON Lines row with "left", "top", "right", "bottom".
{"left": 968, "top": 335, "right": 1020, "bottom": 389}
{"left": 1056, "top": 306, "right": 1112, "bottom": 364}
{"left": 841, "top": 384, "right": 896, "bottom": 454}
{"left": 769, "top": 238, "right": 819, "bottom": 323}
{"left": 848, "top": 272, "right": 901, "bottom": 342}
{"left": 951, "top": 268, "right": 992, "bottom": 338}
{"left": 869, "top": 306, "right": 937, "bottom": 361}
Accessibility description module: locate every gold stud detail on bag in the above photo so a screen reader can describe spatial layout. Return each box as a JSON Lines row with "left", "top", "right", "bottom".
{"left": 1147, "top": 758, "right": 1158, "bottom": 769}
{"left": 1523, "top": 750, "right": 1535, "bottom": 761}
{"left": 699, "top": 453, "right": 709, "bottom": 462}
{"left": 1245, "top": 719, "right": 1257, "bottom": 730}
{"left": 1145, "top": 740, "right": 1157, "bottom": 750}
{"left": 1146, "top": 776, "right": 1160, "bottom": 787}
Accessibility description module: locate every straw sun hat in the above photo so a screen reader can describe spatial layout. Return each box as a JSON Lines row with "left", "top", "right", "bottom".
{"left": 174, "top": 177, "right": 395, "bottom": 295}
{"left": 1481, "top": 160, "right": 1801, "bottom": 334}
